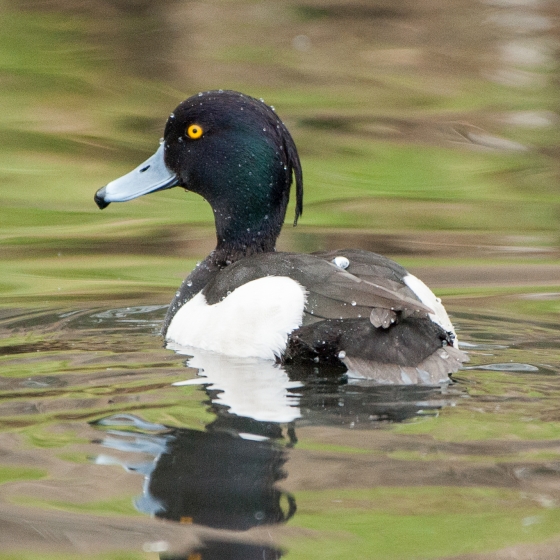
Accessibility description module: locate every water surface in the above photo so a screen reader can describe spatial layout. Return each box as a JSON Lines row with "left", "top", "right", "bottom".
{"left": 1, "top": 1, "right": 559, "bottom": 559}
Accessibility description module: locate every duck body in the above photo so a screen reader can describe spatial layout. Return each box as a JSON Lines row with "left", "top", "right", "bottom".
{"left": 95, "top": 90, "right": 467, "bottom": 384}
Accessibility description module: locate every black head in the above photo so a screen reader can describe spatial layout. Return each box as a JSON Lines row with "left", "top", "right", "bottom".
{"left": 95, "top": 90, "right": 303, "bottom": 263}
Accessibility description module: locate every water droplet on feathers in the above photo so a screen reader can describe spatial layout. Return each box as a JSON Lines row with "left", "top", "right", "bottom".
{"left": 332, "top": 256, "right": 350, "bottom": 269}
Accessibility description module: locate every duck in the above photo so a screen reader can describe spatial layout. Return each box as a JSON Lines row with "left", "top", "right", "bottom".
{"left": 94, "top": 90, "right": 467, "bottom": 384}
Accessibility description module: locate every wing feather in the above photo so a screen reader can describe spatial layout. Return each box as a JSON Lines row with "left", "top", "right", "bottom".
{"left": 202, "top": 252, "right": 434, "bottom": 323}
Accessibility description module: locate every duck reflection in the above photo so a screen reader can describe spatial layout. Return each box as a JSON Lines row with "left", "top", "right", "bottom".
{"left": 142, "top": 428, "right": 294, "bottom": 529}
{"left": 170, "top": 346, "right": 303, "bottom": 424}
{"left": 92, "top": 410, "right": 290, "bottom": 559}
{"left": 171, "top": 344, "right": 452, "bottom": 427}
{"left": 163, "top": 540, "right": 283, "bottom": 560}
{"left": 92, "top": 347, "right": 454, "bottom": 558}
{"left": 92, "top": 412, "right": 295, "bottom": 523}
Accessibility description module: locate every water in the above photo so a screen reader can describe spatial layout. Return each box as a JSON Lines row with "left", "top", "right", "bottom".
{"left": 1, "top": 0, "right": 560, "bottom": 558}
{"left": 2, "top": 256, "right": 560, "bottom": 559}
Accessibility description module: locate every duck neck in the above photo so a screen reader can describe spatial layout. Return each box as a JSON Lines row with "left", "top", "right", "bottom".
{"left": 212, "top": 203, "right": 284, "bottom": 266}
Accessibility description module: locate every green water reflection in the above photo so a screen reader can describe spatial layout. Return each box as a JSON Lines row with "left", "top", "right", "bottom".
{"left": 1, "top": 0, "right": 560, "bottom": 559}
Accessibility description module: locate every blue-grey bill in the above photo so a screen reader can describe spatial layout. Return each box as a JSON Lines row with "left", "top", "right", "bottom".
{"left": 95, "top": 143, "right": 179, "bottom": 209}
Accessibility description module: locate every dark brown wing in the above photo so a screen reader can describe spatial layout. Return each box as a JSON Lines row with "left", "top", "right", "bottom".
{"left": 311, "top": 248, "right": 435, "bottom": 327}
{"left": 201, "top": 252, "right": 434, "bottom": 324}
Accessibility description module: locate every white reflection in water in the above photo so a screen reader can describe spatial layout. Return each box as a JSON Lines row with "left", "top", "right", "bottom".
{"left": 464, "top": 362, "right": 539, "bottom": 372}
{"left": 169, "top": 343, "right": 303, "bottom": 423}
{"left": 504, "top": 110, "right": 557, "bottom": 126}
{"left": 486, "top": 67, "right": 546, "bottom": 87}
{"left": 482, "top": 0, "right": 556, "bottom": 89}
{"left": 500, "top": 41, "right": 551, "bottom": 66}
{"left": 92, "top": 305, "right": 167, "bottom": 320}
{"left": 482, "top": 0, "right": 542, "bottom": 6}
{"left": 486, "top": 12, "right": 552, "bottom": 32}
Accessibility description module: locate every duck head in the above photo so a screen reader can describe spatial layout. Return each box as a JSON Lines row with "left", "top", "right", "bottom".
{"left": 95, "top": 90, "right": 303, "bottom": 262}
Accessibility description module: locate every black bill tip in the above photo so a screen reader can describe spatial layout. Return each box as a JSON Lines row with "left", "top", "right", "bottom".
{"left": 94, "top": 187, "right": 110, "bottom": 209}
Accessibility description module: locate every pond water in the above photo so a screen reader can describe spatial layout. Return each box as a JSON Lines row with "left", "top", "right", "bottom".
{"left": 1, "top": 1, "right": 560, "bottom": 559}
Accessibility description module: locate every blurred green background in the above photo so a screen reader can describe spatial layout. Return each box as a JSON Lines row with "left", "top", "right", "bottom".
{"left": 0, "top": 0, "right": 558, "bottom": 302}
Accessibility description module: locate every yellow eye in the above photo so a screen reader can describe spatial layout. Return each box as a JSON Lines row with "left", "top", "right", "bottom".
{"left": 186, "top": 124, "right": 203, "bottom": 139}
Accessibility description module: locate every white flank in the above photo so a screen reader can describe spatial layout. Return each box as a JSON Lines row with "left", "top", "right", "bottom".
{"left": 166, "top": 276, "right": 307, "bottom": 359}
{"left": 403, "top": 273, "right": 458, "bottom": 347}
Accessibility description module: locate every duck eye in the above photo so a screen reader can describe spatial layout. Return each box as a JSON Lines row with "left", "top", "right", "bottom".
{"left": 186, "top": 124, "right": 203, "bottom": 139}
